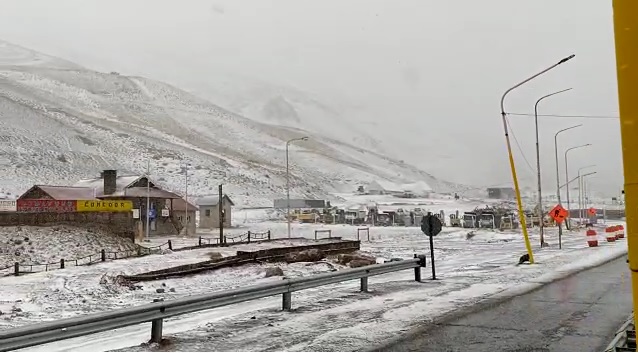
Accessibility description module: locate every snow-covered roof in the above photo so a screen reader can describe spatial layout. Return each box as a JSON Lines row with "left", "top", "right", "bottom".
{"left": 22, "top": 185, "right": 96, "bottom": 200}
{"left": 73, "top": 175, "right": 181, "bottom": 199}
{"left": 74, "top": 175, "right": 142, "bottom": 192}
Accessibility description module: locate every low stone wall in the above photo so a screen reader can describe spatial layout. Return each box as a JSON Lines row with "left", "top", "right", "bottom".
{"left": 121, "top": 238, "right": 361, "bottom": 282}
{"left": 0, "top": 212, "right": 135, "bottom": 240}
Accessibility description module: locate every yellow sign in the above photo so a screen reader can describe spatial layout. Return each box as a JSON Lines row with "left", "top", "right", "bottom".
{"left": 77, "top": 200, "right": 133, "bottom": 212}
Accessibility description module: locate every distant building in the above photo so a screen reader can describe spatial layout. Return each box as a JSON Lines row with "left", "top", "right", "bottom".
{"left": 197, "top": 194, "right": 234, "bottom": 229}
{"left": 273, "top": 199, "right": 327, "bottom": 209}
{"left": 20, "top": 170, "right": 186, "bottom": 237}
{"left": 166, "top": 198, "right": 198, "bottom": 236}
{"left": 487, "top": 187, "right": 516, "bottom": 200}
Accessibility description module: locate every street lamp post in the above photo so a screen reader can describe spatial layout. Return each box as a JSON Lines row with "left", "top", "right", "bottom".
{"left": 499, "top": 54, "right": 575, "bottom": 264}
{"left": 564, "top": 144, "right": 591, "bottom": 227}
{"left": 183, "top": 162, "right": 189, "bottom": 236}
{"left": 286, "top": 136, "right": 309, "bottom": 238}
{"left": 577, "top": 165, "right": 596, "bottom": 226}
{"left": 554, "top": 124, "right": 582, "bottom": 247}
{"left": 534, "top": 88, "right": 572, "bottom": 247}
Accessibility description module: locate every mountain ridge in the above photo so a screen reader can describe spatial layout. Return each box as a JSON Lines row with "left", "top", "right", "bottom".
{"left": 0, "top": 40, "right": 464, "bottom": 206}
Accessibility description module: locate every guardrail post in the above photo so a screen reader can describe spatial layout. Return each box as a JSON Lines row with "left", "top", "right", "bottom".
{"left": 60, "top": 258, "right": 65, "bottom": 269}
{"left": 360, "top": 277, "right": 369, "bottom": 292}
{"left": 282, "top": 292, "right": 292, "bottom": 311}
{"left": 101, "top": 249, "right": 106, "bottom": 262}
{"left": 414, "top": 254, "right": 422, "bottom": 282}
{"left": 267, "top": 230, "right": 271, "bottom": 240}
{"left": 13, "top": 262, "right": 18, "bottom": 276}
{"left": 198, "top": 236, "right": 202, "bottom": 247}
{"left": 168, "top": 240, "right": 172, "bottom": 250}
{"left": 150, "top": 298, "right": 164, "bottom": 343}
{"left": 247, "top": 231, "right": 251, "bottom": 243}
{"left": 314, "top": 230, "right": 318, "bottom": 240}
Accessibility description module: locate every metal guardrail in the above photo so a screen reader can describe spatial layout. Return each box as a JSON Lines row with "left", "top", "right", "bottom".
{"left": 606, "top": 314, "right": 636, "bottom": 352}
{"left": 0, "top": 255, "right": 427, "bottom": 351}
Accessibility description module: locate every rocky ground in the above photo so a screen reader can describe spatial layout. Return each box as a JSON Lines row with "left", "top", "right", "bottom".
{"left": 0, "top": 225, "right": 137, "bottom": 270}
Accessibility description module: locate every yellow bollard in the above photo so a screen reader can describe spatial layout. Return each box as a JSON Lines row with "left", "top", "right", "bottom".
{"left": 612, "top": 0, "right": 638, "bottom": 327}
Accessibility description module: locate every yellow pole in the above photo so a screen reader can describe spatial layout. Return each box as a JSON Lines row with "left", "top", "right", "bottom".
{"left": 612, "top": 0, "right": 638, "bottom": 326}
{"left": 501, "top": 113, "right": 535, "bottom": 263}
{"left": 499, "top": 55, "right": 575, "bottom": 264}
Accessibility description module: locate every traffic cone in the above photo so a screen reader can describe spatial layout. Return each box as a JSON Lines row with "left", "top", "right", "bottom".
{"left": 587, "top": 229, "right": 599, "bottom": 247}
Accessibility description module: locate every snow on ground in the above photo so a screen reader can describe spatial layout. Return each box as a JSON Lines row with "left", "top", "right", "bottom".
{"left": 1, "top": 219, "right": 627, "bottom": 352}
{"left": 0, "top": 225, "right": 137, "bottom": 272}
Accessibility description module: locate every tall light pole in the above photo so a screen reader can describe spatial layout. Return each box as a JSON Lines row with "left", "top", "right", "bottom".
{"left": 500, "top": 54, "right": 575, "bottom": 264}
{"left": 564, "top": 143, "right": 591, "bottom": 227}
{"left": 577, "top": 165, "right": 596, "bottom": 226}
{"left": 554, "top": 124, "right": 582, "bottom": 246}
{"left": 183, "top": 162, "right": 189, "bottom": 236}
{"left": 145, "top": 160, "right": 151, "bottom": 240}
{"left": 286, "top": 136, "right": 309, "bottom": 238}
{"left": 534, "top": 88, "right": 572, "bottom": 247}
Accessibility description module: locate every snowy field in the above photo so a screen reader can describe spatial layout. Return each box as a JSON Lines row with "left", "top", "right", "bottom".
{"left": 0, "top": 218, "right": 626, "bottom": 352}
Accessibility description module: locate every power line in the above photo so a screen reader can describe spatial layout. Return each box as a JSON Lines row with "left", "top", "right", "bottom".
{"left": 505, "top": 116, "right": 535, "bottom": 176}
{"left": 507, "top": 112, "right": 620, "bottom": 119}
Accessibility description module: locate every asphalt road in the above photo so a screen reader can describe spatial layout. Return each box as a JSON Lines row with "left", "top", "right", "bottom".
{"left": 379, "top": 256, "right": 632, "bottom": 352}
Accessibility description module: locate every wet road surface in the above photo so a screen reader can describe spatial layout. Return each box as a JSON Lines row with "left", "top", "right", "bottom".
{"left": 379, "top": 256, "right": 632, "bottom": 352}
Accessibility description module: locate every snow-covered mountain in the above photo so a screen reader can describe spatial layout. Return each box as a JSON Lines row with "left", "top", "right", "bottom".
{"left": 0, "top": 40, "right": 462, "bottom": 206}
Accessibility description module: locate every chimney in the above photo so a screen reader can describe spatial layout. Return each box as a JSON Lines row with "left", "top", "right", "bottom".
{"left": 103, "top": 169, "right": 117, "bottom": 195}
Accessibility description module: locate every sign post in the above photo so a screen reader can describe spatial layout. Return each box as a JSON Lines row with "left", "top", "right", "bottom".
{"left": 421, "top": 212, "right": 442, "bottom": 280}
{"left": 548, "top": 204, "right": 569, "bottom": 249}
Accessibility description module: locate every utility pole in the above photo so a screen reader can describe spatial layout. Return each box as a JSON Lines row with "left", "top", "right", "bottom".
{"left": 145, "top": 160, "right": 151, "bottom": 240}
{"left": 534, "top": 88, "right": 572, "bottom": 247}
{"left": 184, "top": 162, "right": 189, "bottom": 236}
{"left": 565, "top": 144, "right": 591, "bottom": 228}
{"left": 499, "top": 54, "right": 574, "bottom": 264}
{"left": 285, "top": 136, "right": 308, "bottom": 238}
{"left": 554, "top": 124, "right": 582, "bottom": 243}
{"left": 218, "top": 184, "right": 224, "bottom": 245}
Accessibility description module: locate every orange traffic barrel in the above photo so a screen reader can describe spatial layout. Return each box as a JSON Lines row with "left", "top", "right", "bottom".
{"left": 587, "top": 229, "right": 599, "bottom": 247}
{"left": 605, "top": 227, "right": 617, "bottom": 242}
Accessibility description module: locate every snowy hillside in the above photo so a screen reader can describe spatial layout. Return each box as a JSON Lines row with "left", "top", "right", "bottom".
{"left": 0, "top": 40, "right": 460, "bottom": 206}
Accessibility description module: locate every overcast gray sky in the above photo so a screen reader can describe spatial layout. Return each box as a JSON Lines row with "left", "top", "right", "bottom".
{"left": 0, "top": 0, "right": 623, "bottom": 197}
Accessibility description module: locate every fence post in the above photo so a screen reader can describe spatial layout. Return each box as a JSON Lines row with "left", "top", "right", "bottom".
{"left": 282, "top": 292, "right": 292, "bottom": 311}
{"left": 414, "top": 254, "right": 422, "bottom": 282}
{"left": 60, "top": 258, "right": 65, "bottom": 269}
{"left": 101, "top": 249, "right": 106, "bottom": 262}
{"left": 247, "top": 231, "right": 251, "bottom": 243}
{"left": 198, "top": 236, "right": 202, "bottom": 247}
{"left": 167, "top": 240, "right": 172, "bottom": 250}
{"left": 150, "top": 298, "right": 164, "bottom": 343}
{"left": 267, "top": 230, "right": 271, "bottom": 240}
{"left": 360, "top": 277, "right": 369, "bottom": 292}
{"left": 314, "top": 230, "right": 318, "bottom": 240}
{"left": 13, "top": 262, "right": 19, "bottom": 276}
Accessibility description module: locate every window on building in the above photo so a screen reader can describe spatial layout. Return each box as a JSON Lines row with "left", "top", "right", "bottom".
{"left": 205, "top": 209, "right": 211, "bottom": 217}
